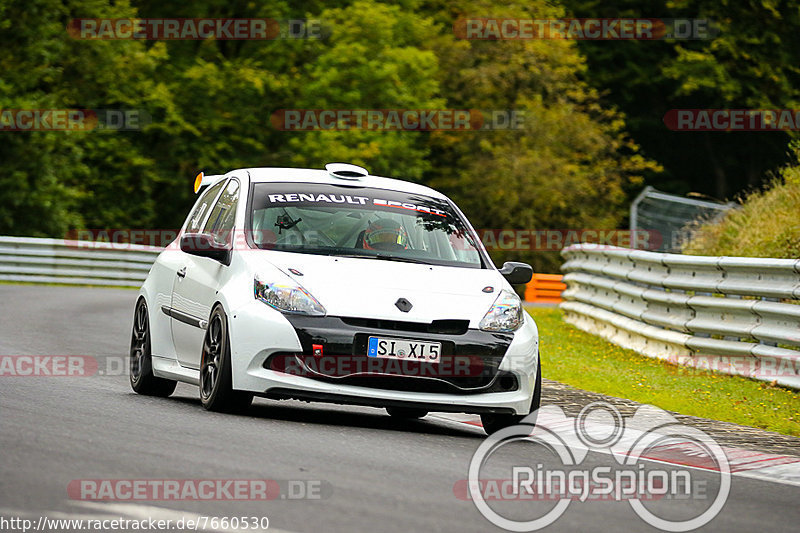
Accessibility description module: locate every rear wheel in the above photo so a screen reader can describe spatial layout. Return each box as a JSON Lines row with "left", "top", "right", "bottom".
{"left": 199, "top": 305, "right": 253, "bottom": 413}
{"left": 481, "top": 360, "right": 542, "bottom": 436}
{"left": 386, "top": 407, "right": 428, "bottom": 419}
{"left": 129, "top": 298, "right": 177, "bottom": 397}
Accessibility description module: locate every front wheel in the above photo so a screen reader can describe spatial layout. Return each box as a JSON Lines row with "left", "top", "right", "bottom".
{"left": 129, "top": 298, "right": 177, "bottom": 397}
{"left": 199, "top": 305, "right": 253, "bottom": 413}
{"left": 481, "top": 360, "right": 542, "bottom": 436}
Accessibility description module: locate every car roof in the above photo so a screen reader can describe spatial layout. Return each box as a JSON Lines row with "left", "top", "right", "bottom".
{"left": 239, "top": 167, "right": 448, "bottom": 200}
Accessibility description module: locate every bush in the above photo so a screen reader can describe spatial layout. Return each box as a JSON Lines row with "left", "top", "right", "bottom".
{"left": 683, "top": 143, "right": 800, "bottom": 258}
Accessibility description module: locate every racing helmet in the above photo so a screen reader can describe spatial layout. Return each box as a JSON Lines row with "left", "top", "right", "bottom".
{"left": 362, "top": 218, "right": 409, "bottom": 251}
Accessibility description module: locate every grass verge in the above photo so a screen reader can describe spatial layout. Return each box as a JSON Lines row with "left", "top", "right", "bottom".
{"left": 529, "top": 306, "right": 800, "bottom": 436}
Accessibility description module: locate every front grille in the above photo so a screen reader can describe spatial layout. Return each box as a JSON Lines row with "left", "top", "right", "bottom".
{"left": 263, "top": 352, "right": 520, "bottom": 395}
{"left": 340, "top": 317, "right": 470, "bottom": 335}
{"left": 270, "top": 315, "right": 514, "bottom": 394}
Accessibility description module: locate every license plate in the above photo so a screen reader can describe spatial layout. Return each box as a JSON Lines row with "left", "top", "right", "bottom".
{"left": 367, "top": 337, "right": 441, "bottom": 363}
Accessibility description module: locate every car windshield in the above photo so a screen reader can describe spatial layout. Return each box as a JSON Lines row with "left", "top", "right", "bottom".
{"left": 249, "top": 182, "right": 484, "bottom": 268}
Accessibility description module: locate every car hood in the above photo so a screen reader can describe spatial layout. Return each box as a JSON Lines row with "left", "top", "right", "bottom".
{"left": 248, "top": 251, "right": 507, "bottom": 327}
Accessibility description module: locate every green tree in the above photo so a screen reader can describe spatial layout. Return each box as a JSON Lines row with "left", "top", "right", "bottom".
{"left": 562, "top": 0, "right": 800, "bottom": 198}
{"left": 0, "top": 0, "right": 168, "bottom": 235}
{"left": 1, "top": 0, "right": 664, "bottom": 271}
{"left": 424, "top": 0, "right": 659, "bottom": 271}
{"left": 276, "top": 0, "right": 444, "bottom": 180}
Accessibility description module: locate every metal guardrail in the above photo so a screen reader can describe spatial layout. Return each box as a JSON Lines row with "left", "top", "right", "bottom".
{"left": 0, "top": 236, "right": 569, "bottom": 301}
{"left": 0, "top": 236, "right": 161, "bottom": 287}
{"left": 4, "top": 236, "right": 797, "bottom": 388}
{"left": 560, "top": 244, "right": 800, "bottom": 389}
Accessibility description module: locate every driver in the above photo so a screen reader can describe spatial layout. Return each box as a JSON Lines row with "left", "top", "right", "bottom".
{"left": 360, "top": 218, "right": 409, "bottom": 251}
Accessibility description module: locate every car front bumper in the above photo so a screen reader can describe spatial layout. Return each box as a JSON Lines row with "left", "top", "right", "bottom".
{"left": 228, "top": 300, "right": 539, "bottom": 415}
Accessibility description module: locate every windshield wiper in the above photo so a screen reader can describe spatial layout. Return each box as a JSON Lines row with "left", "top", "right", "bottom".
{"left": 333, "top": 252, "right": 431, "bottom": 265}
{"left": 375, "top": 254, "right": 431, "bottom": 264}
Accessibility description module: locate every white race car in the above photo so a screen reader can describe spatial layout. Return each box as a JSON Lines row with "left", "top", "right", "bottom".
{"left": 130, "top": 164, "right": 540, "bottom": 434}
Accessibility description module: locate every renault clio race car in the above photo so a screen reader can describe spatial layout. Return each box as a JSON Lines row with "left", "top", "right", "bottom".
{"left": 129, "top": 164, "right": 541, "bottom": 434}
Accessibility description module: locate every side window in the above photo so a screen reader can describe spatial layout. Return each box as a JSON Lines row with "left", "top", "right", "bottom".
{"left": 185, "top": 180, "right": 226, "bottom": 233}
{"left": 203, "top": 179, "right": 240, "bottom": 244}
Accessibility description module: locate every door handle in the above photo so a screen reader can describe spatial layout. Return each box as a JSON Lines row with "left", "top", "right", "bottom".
{"left": 177, "top": 267, "right": 187, "bottom": 278}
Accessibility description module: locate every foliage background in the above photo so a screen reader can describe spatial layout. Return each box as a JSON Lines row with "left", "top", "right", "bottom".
{"left": 683, "top": 142, "right": 800, "bottom": 258}
{"left": 1, "top": 0, "right": 798, "bottom": 270}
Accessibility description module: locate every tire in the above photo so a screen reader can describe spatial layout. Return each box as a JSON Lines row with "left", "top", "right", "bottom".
{"left": 481, "top": 359, "right": 542, "bottom": 436}
{"left": 129, "top": 298, "right": 177, "bottom": 397}
{"left": 199, "top": 305, "right": 253, "bottom": 413}
{"left": 386, "top": 407, "right": 428, "bottom": 419}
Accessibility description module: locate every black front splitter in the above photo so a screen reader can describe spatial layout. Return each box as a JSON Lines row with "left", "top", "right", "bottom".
{"left": 258, "top": 387, "right": 517, "bottom": 415}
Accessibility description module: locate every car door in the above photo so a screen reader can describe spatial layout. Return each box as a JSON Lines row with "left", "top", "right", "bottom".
{"left": 164, "top": 178, "right": 225, "bottom": 359}
{"left": 171, "top": 178, "right": 240, "bottom": 369}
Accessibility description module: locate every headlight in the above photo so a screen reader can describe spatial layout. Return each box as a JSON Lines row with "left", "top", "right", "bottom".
{"left": 479, "top": 290, "right": 523, "bottom": 332}
{"left": 254, "top": 273, "right": 326, "bottom": 316}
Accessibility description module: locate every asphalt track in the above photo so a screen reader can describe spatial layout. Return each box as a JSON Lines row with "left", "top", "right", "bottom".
{"left": 1, "top": 284, "right": 798, "bottom": 532}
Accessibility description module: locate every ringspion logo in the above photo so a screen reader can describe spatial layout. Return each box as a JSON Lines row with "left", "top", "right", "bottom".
{"left": 465, "top": 402, "right": 730, "bottom": 531}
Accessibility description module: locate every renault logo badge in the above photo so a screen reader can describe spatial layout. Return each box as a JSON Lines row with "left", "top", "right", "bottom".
{"left": 395, "top": 298, "right": 412, "bottom": 313}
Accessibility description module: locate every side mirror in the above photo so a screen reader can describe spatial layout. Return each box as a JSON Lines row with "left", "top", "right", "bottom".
{"left": 499, "top": 261, "right": 533, "bottom": 285}
{"left": 180, "top": 233, "right": 231, "bottom": 266}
